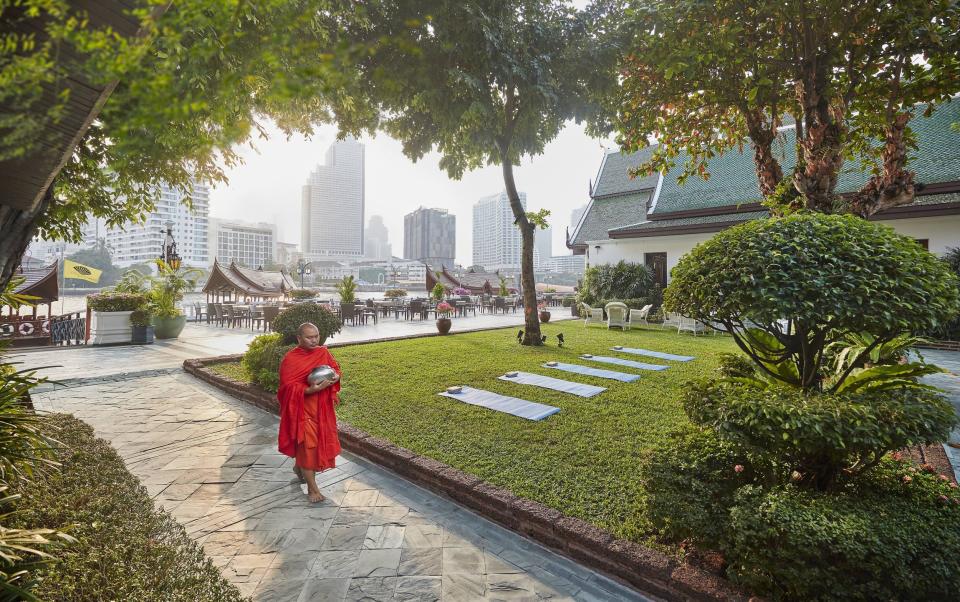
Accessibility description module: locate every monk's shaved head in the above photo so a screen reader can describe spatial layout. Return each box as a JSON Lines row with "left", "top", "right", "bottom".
{"left": 297, "top": 322, "right": 319, "bottom": 336}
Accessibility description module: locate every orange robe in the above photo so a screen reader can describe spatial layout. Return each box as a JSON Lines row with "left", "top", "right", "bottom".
{"left": 277, "top": 346, "right": 341, "bottom": 471}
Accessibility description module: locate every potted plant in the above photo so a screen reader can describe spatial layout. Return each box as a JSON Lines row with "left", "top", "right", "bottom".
{"left": 130, "top": 307, "right": 155, "bottom": 344}
{"left": 149, "top": 260, "right": 201, "bottom": 339}
{"left": 435, "top": 301, "right": 454, "bottom": 334}
{"left": 337, "top": 275, "right": 357, "bottom": 305}
{"left": 431, "top": 282, "right": 446, "bottom": 302}
{"left": 538, "top": 301, "right": 551, "bottom": 323}
{"left": 87, "top": 293, "right": 146, "bottom": 345}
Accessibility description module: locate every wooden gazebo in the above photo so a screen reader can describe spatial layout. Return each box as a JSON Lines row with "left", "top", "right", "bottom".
{"left": 203, "top": 259, "right": 297, "bottom": 302}
{"left": 2, "top": 260, "right": 59, "bottom": 318}
{"left": 425, "top": 265, "right": 495, "bottom": 295}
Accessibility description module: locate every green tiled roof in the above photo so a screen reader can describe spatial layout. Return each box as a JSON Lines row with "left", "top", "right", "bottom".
{"left": 571, "top": 191, "right": 652, "bottom": 246}
{"left": 652, "top": 100, "right": 960, "bottom": 215}
{"left": 610, "top": 211, "right": 769, "bottom": 234}
{"left": 592, "top": 146, "right": 659, "bottom": 198}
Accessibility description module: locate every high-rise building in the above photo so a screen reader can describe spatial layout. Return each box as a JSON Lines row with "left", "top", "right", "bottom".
{"left": 404, "top": 207, "right": 456, "bottom": 267}
{"left": 364, "top": 215, "right": 393, "bottom": 261}
{"left": 534, "top": 225, "right": 552, "bottom": 268}
{"left": 208, "top": 218, "right": 277, "bottom": 268}
{"left": 301, "top": 137, "right": 365, "bottom": 260}
{"left": 472, "top": 191, "right": 526, "bottom": 271}
{"left": 275, "top": 242, "right": 300, "bottom": 267}
{"left": 570, "top": 204, "right": 588, "bottom": 230}
{"left": 86, "top": 180, "right": 210, "bottom": 267}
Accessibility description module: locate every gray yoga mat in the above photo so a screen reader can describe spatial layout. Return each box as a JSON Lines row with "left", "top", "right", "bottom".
{"left": 498, "top": 371, "right": 606, "bottom": 398}
{"left": 543, "top": 362, "right": 641, "bottom": 382}
{"left": 583, "top": 355, "right": 669, "bottom": 371}
{"left": 438, "top": 386, "right": 561, "bottom": 421}
{"left": 612, "top": 347, "right": 695, "bottom": 362}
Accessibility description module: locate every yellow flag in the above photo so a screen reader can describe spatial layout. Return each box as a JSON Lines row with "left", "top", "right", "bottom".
{"left": 63, "top": 259, "right": 102, "bottom": 284}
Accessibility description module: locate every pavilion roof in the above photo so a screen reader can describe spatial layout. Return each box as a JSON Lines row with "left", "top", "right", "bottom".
{"left": 10, "top": 260, "right": 59, "bottom": 304}
{"left": 202, "top": 259, "right": 296, "bottom": 297}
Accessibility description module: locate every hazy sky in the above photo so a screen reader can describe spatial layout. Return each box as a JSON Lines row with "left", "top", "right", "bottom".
{"left": 208, "top": 120, "right": 618, "bottom": 266}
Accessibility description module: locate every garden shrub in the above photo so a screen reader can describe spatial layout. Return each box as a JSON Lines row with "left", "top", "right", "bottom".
{"left": 923, "top": 246, "right": 960, "bottom": 340}
{"left": 86, "top": 292, "right": 147, "bottom": 312}
{"left": 580, "top": 261, "right": 661, "bottom": 307}
{"left": 242, "top": 333, "right": 294, "bottom": 392}
{"left": 665, "top": 213, "right": 960, "bottom": 390}
{"left": 271, "top": 302, "right": 341, "bottom": 345}
{"left": 384, "top": 288, "right": 408, "bottom": 299}
{"left": 287, "top": 288, "right": 318, "bottom": 300}
{"left": 684, "top": 379, "right": 957, "bottom": 489}
{"left": 725, "top": 461, "right": 960, "bottom": 601}
{"left": 9, "top": 414, "right": 246, "bottom": 602}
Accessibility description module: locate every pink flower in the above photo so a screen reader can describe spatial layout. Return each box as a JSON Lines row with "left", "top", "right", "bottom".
{"left": 950, "top": 482, "right": 958, "bottom": 489}
{"left": 902, "top": 475, "right": 913, "bottom": 484}
{"left": 940, "top": 474, "right": 950, "bottom": 482}
{"left": 921, "top": 463, "right": 936, "bottom": 474}
{"left": 734, "top": 464, "right": 744, "bottom": 474}
{"left": 940, "top": 495, "right": 950, "bottom": 503}
{"left": 890, "top": 451, "right": 904, "bottom": 461}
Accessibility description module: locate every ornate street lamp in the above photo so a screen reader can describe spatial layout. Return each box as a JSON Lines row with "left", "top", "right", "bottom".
{"left": 159, "top": 221, "right": 182, "bottom": 270}
{"left": 297, "top": 259, "right": 312, "bottom": 287}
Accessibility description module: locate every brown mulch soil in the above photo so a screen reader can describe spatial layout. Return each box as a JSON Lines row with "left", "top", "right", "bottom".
{"left": 904, "top": 443, "right": 957, "bottom": 484}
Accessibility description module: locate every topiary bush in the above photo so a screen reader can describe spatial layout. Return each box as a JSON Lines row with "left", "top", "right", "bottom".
{"left": 665, "top": 213, "right": 960, "bottom": 391}
{"left": 287, "top": 288, "right": 318, "bottom": 300}
{"left": 86, "top": 293, "right": 147, "bottom": 312}
{"left": 271, "top": 302, "right": 341, "bottom": 345}
{"left": 725, "top": 460, "right": 960, "bottom": 601}
{"left": 684, "top": 379, "right": 957, "bottom": 490}
{"left": 9, "top": 414, "right": 246, "bottom": 602}
{"left": 242, "top": 333, "right": 294, "bottom": 392}
{"left": 383, "top": 288, "right": 408, "bottom": 299}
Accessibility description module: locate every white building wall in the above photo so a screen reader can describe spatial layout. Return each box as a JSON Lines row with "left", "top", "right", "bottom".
{"left": 587, "top": 214, "right": 960, "bottom": 282}
{"left": 209, "top": 218, "right": 276, "bottom": 268}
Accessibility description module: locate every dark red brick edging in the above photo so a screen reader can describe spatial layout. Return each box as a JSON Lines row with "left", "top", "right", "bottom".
{"left": 183, "top": 352, "right": 746, "bottom": 602}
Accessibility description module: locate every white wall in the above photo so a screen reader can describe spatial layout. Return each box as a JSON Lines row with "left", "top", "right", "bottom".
{"left": 586, "top": 214, "right": 960, "bottom": 281}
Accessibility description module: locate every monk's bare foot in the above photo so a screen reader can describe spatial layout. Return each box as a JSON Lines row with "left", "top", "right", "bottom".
{"left": 307, "top": 489, "right": 325, "bottom": 503}
{"left": 293, "top": 465, "right": 305, "bottom": 483}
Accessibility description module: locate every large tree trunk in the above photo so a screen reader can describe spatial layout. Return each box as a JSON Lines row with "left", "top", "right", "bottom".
{"left": 0, "top": 186, "right": 53, "bottom": 291}
{"left": 743, "top": 108, "right": 785, "bottom": 198}
{"left": 501, "top": 157, "right": 541, "bottom": 346}
{"left": 848, "top": 110, "right": 915, "bottom": 217}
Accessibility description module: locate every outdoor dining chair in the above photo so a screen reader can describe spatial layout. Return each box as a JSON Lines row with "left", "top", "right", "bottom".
{"left": 605, "top": 302, "right": 629, "bottom": 330}
{"left": 581, "top": 303, "right": 604, "bottom": 328}
{"left": 626, "top": 304, "right": 653, "bottom": 330}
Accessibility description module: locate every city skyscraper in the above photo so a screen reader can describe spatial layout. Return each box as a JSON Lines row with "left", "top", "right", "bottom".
{"left": 404, "top": 207, "right": 456, "bottom": 267}
{"left": 84, "top": 179, "right": 210, "bottom": 267}
{"left": 301, "top": 137, "right": 365, "bottom": 260}
{"left": 209, "top": 218, "right": 277, "bottom": 268}
{"left": 534, "top": 225, "right": 552, "bottom": 268}
{"left": 472, "top": 191, "right": 526, "bottom": 271}
{"left": 364, "top": 215, "right": 393, "bottom": 261}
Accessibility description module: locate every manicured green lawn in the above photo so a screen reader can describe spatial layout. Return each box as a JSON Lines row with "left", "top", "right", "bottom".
{"left": 213, "top": 322, "right": 736, "bottom": 545}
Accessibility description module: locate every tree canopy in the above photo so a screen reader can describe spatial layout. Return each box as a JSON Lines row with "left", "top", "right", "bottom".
{"left": 595, "top": 0, "right": 960, "bottom": 216}
{"left": 335, "top": 0, "right": 595, "bottom": 344}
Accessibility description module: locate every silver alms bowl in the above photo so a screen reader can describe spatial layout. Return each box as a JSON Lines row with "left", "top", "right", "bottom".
{"left": 307, "top": 365, "right": 336, "bottom": 384}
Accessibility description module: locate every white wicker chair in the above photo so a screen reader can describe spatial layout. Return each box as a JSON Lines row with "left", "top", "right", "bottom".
{"left": 626, "top": 304, "right": 653, "bottom": 330}
{"left": 661, "top": 311, "right": 682, "bottom": 330}
{"left": 677, "top": 316, "right": 706, "bottom": 335}
{"left": 605, "top": 302, "right": 629, "bottom": 330}
{"left": 582, "top": 304, "right": 604, "bottom": 327}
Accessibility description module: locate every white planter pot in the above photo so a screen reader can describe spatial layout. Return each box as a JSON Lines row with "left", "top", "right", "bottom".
{"left": 89, "top": 310, "right": 134, "bottom": 345}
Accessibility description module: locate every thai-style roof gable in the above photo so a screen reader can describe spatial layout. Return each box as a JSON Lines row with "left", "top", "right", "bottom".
{"left": 202, "top": 259, "right": 295, "bottom": 297}
{"left": 10, "top": 260, "right": 59, "bottom": 304}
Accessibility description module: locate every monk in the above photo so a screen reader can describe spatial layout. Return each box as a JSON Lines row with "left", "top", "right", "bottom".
{"left": 277, "top": 322, "right": 342, "bottom": 502}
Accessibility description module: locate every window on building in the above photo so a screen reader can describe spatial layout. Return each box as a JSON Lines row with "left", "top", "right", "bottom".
{"left": 915, "top": 238, "right": 929, "bottom": 250}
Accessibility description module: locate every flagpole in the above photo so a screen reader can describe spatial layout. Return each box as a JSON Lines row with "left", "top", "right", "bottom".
{"left": 59, "top": 242, "right": 65, "bottom": 316}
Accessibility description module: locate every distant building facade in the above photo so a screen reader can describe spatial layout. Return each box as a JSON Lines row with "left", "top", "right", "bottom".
{"left": 472, "top": 191, "right": 526, "bottom": 271}
{"left": 404, "top": 207, "right": 456, "bottom": 268}
{"left": 301, "top": 137, "right": 365, "bottom": 260}
{"left": 540, "top": 254, "right": 585, "bottom": 274}
{"left": 208, "top": 218, "right": 276, "bottom": 268}
{"left": 364, "top": 215, "right": 393, "bottom": 261}
{"left": 534, "top": 225, "right": 552, "bottom": 269}
{"left": 85, "top": 180, "right": 210, "bottom": 267}
{"left": 275, "top": 241, "right": 300, "bottom": 267}
{"left": 570, "top": 205, "right": 587, "bottom": 230}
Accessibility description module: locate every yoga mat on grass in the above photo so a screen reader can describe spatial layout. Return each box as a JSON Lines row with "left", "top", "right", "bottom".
{"left": 612, "top": 347, "right": 694, "bottom": 362}
{"left": 583, "top": 355, "right": 668, "bottom": 371}
{"left": 543, "top": 362, "right": 640, "bottom": 383}
{"left": 437, "top": 386, "right": 561, "bottom": 421}
{"left": 498, "top": 371, "right": 606, "bottom": 398}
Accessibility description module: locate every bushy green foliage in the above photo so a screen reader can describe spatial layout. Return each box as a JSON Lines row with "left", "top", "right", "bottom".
{"left": 581, "top": 261, "right": 660, "bottom": 307}
{"left": 287, "top": 288, "right": 318, "bottom": 300}
{"left": 431, "top": 282, "right": 446, "bottom": 302}
{"left": 684, "top": 379, "right": 957, "bottom": 490}
{"left": 925, "top": 246, "right": 960, "bottom": 340}
{"left": 335, "top": 276, "right": 357, "bottom": 304}
{"left": 726, "top": 462, "right": 960, "bottom": 601}
{"left": 85, "top": 293, "right": 147, "bottom": 312}
{"left": 272, "top": 303, "right": 341, "bottom": 346}
{"left": 8, "top": 414, "right": 247, "bottom": 602}
{"left": 383, "top": 289, "right": 408, "bottom": 299}
{"left": 665, "top": 214, "right": 960, "bottom": 390}
{"left": 241, "top": 333, "right": 294, "bottom": 393}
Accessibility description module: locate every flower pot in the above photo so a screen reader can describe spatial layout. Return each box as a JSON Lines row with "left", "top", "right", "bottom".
{"left": 436, "top": 317, "right": 452, "bottom": 335}
{"left": 539, "top": 311, "right": 552, "bottom": 323}
{"left": 132, "top": 325, "right": 155, "bottom": 344}
{"left": 89, "top": 311, "right": 134, "bottom": 345}
{"left": 152, "top": 315, "right": 187, "bottom": 339}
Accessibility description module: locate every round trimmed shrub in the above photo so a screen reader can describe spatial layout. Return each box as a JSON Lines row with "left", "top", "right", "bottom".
{"left": 684, "top": 379, "right": 957, "bottom": 489}
{"left": 271, "top": 302, "right": 341, "bottom": 345}
{"left": 287, "top": 288, "right": 318, "bottom": 300}
{"left": 726, "top": 462, "right": 960, "bottom": 601}
{"left": 384, "top": 289, "right": 408, "bottom": 299}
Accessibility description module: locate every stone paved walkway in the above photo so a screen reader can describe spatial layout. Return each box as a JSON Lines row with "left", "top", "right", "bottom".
{"left": 922, "top": 349, "right": 960, "bottom": 481}
{"left": 32, "top": 371, "right": 648, "bottom": 601}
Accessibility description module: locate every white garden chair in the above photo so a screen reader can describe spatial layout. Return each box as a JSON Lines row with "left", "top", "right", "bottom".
{"left": 605, "top": 302, "right": 629, "bottom": 330}
{"left": 677, "top": 316, "right": 707, "bottom": 335}
{"left": 582, "top": 303, "right": 604, "bottom": 327}
{"left": 661, "top": 311, "right": 682, "bottom": 331}
{"left": 626, "top": 304, "right": 653, "bottom": 330}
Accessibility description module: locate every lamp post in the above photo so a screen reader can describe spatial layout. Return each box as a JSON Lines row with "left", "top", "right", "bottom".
{"left": 159, "top": 221, "right": 182, "bottom": 270}
{"left": 296, "top": 259, "right": 312, "bottom": 287}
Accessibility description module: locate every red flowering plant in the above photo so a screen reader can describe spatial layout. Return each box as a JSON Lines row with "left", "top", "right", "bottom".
{"left": 435, "top": 301, "right": 454, "bottom": 316}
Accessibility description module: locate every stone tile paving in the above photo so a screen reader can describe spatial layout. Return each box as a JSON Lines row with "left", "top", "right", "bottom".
{"left": 11, "top": 312, "right": 555, "bottom": 383}
{"left": 32, "top": 371, "right": 649, "bottom": 601}
{"left": 922, "top": 349, "right": 960, "bottom": 481}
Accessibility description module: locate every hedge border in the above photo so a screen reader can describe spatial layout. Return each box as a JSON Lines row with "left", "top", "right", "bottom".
{"left": 183, "top": 342, "right": 748, "bottom": 602}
